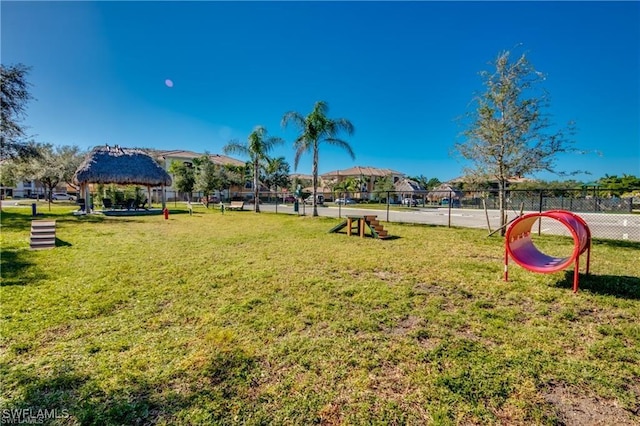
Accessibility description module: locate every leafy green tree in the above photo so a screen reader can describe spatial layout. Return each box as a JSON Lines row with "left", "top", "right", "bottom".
{"left": 510, "top": 179, "right": 584, "bottom": 197}
{"left": 454, "top": 50, "right": 577, "bottom": 235}
{"left": 193, "top": 154, "right": 219, "bottom": 203}
{"left": 262, "top": 156, "right": 291, "bottom": 199}
{"left": 212, "top": 165, "right": 233, "bottom": 202}
{"left": 409, "top": 175, "right": 441, "bottom": 190}
{"left": 0, "top": 64, "right": 39, "bottom": 160}
{"left": 282, "top": 101, "right": 355, "bottom": 216}
{"left": 224, "top": 163, "right": 249, "bottom": 197}
{"left": 223, "top": 126, "right": 284, "bottom": 212}
{"left": 373, "top": 176, "right": 395, "bottom": 201}
{"left": 426, "top": 178, "right": 441, "bottom": 190}
{"left": 168, "top": 160, "right": 196, "bottom": 202}
{"left": 596, "top": 174, "right": 640, "bottom": 197}
{"left": 334, "top": 177, "right": 359, "bottom": 199}
{"left": 13, "top": 143, "right": 84, "bottom": 210}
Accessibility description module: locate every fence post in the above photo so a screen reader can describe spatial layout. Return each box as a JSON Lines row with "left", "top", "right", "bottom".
{"left": 386, "top": 191, "right": 390, "bottom": 222}
{"left": 448, "top": 191, "right": 452, "bottom": 228}
{"left": 538, "top": 190, "right": 543, "bottom": 235}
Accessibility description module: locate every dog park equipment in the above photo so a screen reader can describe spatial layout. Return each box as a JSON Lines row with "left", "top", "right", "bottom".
{"left": 504, "top": 210, "right": 591, "bottom": 293}
{"left": 329, "top": 215, "right": 390, "bottom": 239}
{"left": 30, "top": 220, "right": 56, "bottom": 250}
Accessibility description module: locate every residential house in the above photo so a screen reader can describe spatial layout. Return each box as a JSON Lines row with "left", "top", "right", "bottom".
{"left": 155, "top": 150, "right": 245, "bottom": 201}
{"left": 393, "top": 178, "right": 428, "bottom": 202}
{"left": 321, "top": 166, "right": 405, "bottom": 200}
{"left": 427, "top": 183, "right": 464, "bottom": 203}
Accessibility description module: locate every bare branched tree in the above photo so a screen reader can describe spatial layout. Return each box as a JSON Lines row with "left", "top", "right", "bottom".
{"left": 454, "top": 50, "right": 578, "bottom": 235}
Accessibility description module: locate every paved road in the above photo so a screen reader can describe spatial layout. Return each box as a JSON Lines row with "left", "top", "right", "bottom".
{"left": 260, "top": 204, "right": 640, "bottom": 242}
{"left": 5, "top": 200, "right": 638, "bottom": 241}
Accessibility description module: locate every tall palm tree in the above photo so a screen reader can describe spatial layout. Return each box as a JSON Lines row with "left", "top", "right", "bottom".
{"left": 223, "top": 126, "right": 284, "bottom": 212}
{"left": 281, "top": 101, "right": 355, "bottom": 216}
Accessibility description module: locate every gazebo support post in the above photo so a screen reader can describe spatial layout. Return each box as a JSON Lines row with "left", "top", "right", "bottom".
{"left": 161, "top": 185, "right": 166, "bottom": 210}
{"left": 84, "top": 185, "right": 91, "bottom": 213}
{"left": 147, "top": 185, "right": 152, "bottom": 209}
{"left": 78, "top": 183, "right": 84, "bottom": 211}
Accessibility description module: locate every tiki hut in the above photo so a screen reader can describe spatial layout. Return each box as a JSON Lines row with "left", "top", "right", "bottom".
{"left": 427, "top": 183, "right": 464, "bottom": 203}
{"left": 74, "top": 145, "right": 172, "bottom": 212}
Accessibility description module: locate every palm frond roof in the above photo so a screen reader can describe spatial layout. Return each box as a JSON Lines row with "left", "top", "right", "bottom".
{"left": 74, "top": 145, "right": 172, "bottom": 186}
{"left": 394, "top": 178, "right": 427, "bottom": 192}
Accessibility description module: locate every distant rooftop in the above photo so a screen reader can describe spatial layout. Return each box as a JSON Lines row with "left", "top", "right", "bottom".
{"left": 322, "top": 166, "right": 404, "bottom": 178}
{"left": 155, "top": 150, "right": 245, "bottom": 167}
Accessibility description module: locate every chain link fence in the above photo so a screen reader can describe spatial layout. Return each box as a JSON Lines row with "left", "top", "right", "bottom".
{"left": 165, "top": 187, "right": 640, "bottom": 242}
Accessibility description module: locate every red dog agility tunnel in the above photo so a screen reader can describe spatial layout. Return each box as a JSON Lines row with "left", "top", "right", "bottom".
{"left": 504, "top": 210, "right": 591, "bottom": 293}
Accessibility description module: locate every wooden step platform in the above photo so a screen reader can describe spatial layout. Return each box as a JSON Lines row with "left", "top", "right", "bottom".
{"left": 30, "top": 220, "right": 56, "bottom": 250}
{"left": 329, "top": 215, "right": 391, "bottom": 239}
{"left": 364, "top": 215, "right": 390, "bottom": 239}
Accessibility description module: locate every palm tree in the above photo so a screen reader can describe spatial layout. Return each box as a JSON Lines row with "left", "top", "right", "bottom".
{"left": 223, "top": 126, "right": 284, "bottom": 212}
{"left": 281, "top": 101, "right": 355, "bottom": 216}
{"left": 263, "top": 156, "right": 291, "bottom": 201}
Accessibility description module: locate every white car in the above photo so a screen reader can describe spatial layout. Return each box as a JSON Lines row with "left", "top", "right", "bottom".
{"left": 335, "top": 198, "right": 356, "bottom": 205}
{"left": 304, "top": 194, "right": 325, "bottom": 205}
{"left": 52, "top": 193, "right": 76, "bottom": 201}
{"left": 402, "top": 198, "right": 417, "bottom": 206}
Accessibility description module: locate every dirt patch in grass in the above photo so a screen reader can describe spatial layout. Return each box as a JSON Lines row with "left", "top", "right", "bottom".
{"left": 543, "top": 382, "right": 638, "bottom": 425}
{"left": 385, "top": 316, "right": 422, "bottom": 336}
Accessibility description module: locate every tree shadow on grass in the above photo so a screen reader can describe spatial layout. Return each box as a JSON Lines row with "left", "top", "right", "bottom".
{"left": 591, "top": 239, "right": 640, "bottom": 250}
{"left": 0, "top": 210, "right": 36, "bottom": 231}
{"left": 0, "top": 250, "right": 46, "bottom": 287}
{"left": 2, "top": 347, "right": 259, "bottom": 424}
{"left": 554, "top": 271, "right": 640, "bottom": 299}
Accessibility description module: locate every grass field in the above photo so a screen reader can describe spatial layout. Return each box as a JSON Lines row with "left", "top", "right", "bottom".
{"left": 1, "top": 205, "right": 639, "bottom": 425}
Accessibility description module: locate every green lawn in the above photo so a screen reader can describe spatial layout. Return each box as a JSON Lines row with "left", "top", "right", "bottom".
{"left": 1, "top": 206, "right": 639, "bottom": 425}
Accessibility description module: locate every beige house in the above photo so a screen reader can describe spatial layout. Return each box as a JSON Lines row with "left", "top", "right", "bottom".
{"left": 321, "top": 166, "right": 405, "bottom": 198}
{"left": 155, "top": 150, "right": 246, "bottom": 201}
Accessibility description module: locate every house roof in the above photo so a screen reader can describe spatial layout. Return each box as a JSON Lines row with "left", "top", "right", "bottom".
{"left": 448, "top": 176, "right": 537, "bottom": 184}
{"left": 427, "top": 183, "right": 464, "bottom": 199}
{"left": 394, "top": 178, "right": 426, "bottom": 193}
{"left": 155, "top": 150, "right": 245, "bottom": 167}
{"left": 290, "top": 173, "right": 313, "bottom": 181}
{"left": 74, "top": 145, "right": 172, "bottom": 186}
{"left": 321, "top": 166, "right": 404, "bottom": 178}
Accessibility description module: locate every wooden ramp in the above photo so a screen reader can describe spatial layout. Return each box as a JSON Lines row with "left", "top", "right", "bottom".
{"left": 328, "top": 220, "right": 348, "bottom": 234}
{"left": 329, "top": 215, "right": 390, "bottom": 239}
{"left": 30, "top": 220, "right": 56, "bottom": 250}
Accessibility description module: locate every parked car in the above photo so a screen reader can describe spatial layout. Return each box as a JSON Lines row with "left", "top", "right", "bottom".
{"left": 335, "top": 198, "right": 356, "bottom": 205}
{"left": 440, "top": 198, "right": 460, "bottom": 207}
{"left": 304, "top": 194, "right": 325, "bottom": 205}
{"left": 402, "top": 198, "right": 417, "bottom": 206}
{"left": 282, "top": 195, "right": 296, "bottom": 203}
{"left": 52, "top": 193, "right": 76, "bottom": 201}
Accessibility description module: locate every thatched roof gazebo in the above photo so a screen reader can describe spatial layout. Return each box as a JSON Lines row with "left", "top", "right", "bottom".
{"left": 74, "top": 145, "right": 172, "bottom": 213}
{"left": 427, "top": 183, "right": 463, "bottom": 202}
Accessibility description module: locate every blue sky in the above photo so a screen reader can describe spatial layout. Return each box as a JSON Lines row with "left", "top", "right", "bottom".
{"left": 2, "top": 1, "right": 638, "bottom": 182}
